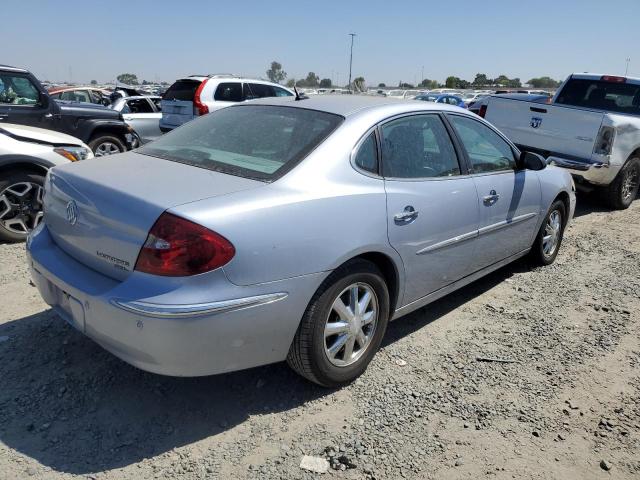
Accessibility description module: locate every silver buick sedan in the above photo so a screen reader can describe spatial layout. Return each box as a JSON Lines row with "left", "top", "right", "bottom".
{"left": 26, "top": 96, "right": 575, "bottom": 387}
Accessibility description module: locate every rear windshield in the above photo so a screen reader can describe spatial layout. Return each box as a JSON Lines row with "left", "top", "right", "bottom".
{"left": 163, "top": 79, "right": 201, "bottom": 101}
{"left": 556, "top": 78, "right": 640, "bottom": 115}
{"left": 138, "top": 105, "right": 343, "bottom": 181}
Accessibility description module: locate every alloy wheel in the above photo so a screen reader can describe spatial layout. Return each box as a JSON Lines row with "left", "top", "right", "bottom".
{"left": 324, "top": 282, "right": 379, "bottom": 367}
{"left": 94, "top": 142, "right": 121, "bottom": 157}
{"left": 0, "top": 182, "right": 44, "bottom": 235}
{"left": 542, "top": 209, "right": 562, "bottom": 257}
{"left": 621, "top": 164, "right": 639, "bottom": 202}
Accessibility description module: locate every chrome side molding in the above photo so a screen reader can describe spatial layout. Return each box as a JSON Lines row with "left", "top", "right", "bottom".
{"left": 111, "top": 292, "right": 288, "bottom": 318}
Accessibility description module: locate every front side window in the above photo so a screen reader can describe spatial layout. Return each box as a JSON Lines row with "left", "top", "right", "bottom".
{"left": 214, "top": 82, "right": 243, "bottom": 102}
{"left": 126, "top": 98, "right": 154, "bottom": 113}
{"left": 381, "top": 115, "right": 461, "bottom": 178}
{"left": 0, "top": 75, "right": 39, "bottom": 105}
{"left": 353, "top": 132, "right": 378, "bottom": 173}
{"left": 274, "top": 86, "right": 293, "bottom": 97}
{"left": 138, "top": 105, "right": 343, "bottom": 181}
{"left": 448, "top": 115, "right": 516, "bottom": 173}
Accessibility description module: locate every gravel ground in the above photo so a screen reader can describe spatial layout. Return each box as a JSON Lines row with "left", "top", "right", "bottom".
{"left": 1, "top": 193, "right": 639, "bottom": 480}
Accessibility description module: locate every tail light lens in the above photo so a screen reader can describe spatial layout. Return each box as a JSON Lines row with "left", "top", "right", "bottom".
{"left": 135, "top": 212, "right": 234, "bottom": 276}
{"left": 601, "top": 75, "right": 626, "bottom": 83}
{"left": 478, "top": 104, "right": 487, "bottom": 118}
{"left": 193, "top": 78, "right": 210, "bottom": 116}
{"left": 593, "top": 125, "right": 616, "bottom": 156}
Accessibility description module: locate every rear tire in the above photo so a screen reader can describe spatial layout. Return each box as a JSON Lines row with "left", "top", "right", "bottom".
{"left": 89, "top": 135, "right": 125, "bottom": 157}
{"left": 0, "top": 170, "right": 45, "bottom": 242}
{"left": 287, "top": 259, "right": 390, "bottom": 387}
{"left": 529, "top": 199, "right": 566, "bottom": 266}
{"left": 603, "top": 157, "right": 640, "bottom": 210}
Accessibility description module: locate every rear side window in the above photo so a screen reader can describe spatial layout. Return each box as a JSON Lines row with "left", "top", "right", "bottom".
{"left": 163, "top": 79, "right": 201, "bottom": 101}
{"left": 353, "top": 132, "right": 378, "bottom": 173}
{"left": 556, "top": 78, "right": 640, "bottom": 115}
{"left": 381, "top": 114, "right": 461, "bottom": 178}
{"left": 246, "top": 83, "right": 276, "bottom": 99}
{"left": 138, "top": 105, "right": 343, "bottom": 181}
{"left": 214, "top": 82, "right": 243, "bottom": 102}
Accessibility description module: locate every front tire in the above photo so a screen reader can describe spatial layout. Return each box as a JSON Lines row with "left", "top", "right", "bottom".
{"left": 287, "top": 259, "right": 390, "bottom": 387}
{"left": 0, "top": 170, "right": 45, "bottom": 242}
{"left": 88, "top": 135, "right": 126, "bottom": 157}
{"left": 603, "top": 157, "right": 640, "bottom": 210}
{"left": 530, "top": 199, "right": 566, "bottom": 266}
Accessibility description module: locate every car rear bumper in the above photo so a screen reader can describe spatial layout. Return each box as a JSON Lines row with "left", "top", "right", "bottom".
{"left": 26, "top": 224, "right": 325, "bottom": 377}
{"left": 548, "top": 155, "right": 617, "bottom": 186}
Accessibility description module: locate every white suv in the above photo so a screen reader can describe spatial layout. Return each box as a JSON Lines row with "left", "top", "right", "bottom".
{"left": 160, "top": 75, "right": 294, "bottom": 132}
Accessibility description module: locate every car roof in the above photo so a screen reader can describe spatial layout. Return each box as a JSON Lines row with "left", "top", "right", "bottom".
{"left": 241, "top": 95, "right": 467, "bottom": 117}
{"left": 0, "top": 65, "right": 29, "bottom": 73}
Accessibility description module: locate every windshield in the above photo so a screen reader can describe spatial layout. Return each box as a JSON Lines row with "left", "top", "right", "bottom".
{"left": 417, "top": 95, "right": 439, "bottom": 102}
{"left": 138, "top": 105, "right": 343, "bottom": 181}
{"left": 462, "top": 93, "right": 476, "bottom": 99}
{"left": 556, "top": 78, "right": 640, "bottom": 115}
{"left": 387, "top": 90, "right": 404, "bottom": 96}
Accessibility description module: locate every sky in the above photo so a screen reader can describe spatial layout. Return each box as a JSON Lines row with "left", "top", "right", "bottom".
{"left": 3, "top": 0, "right": 639, "bottom": 87}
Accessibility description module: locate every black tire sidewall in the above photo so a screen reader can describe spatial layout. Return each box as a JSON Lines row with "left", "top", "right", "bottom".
{"left": 0, "top": 170, "right": 45, "bottom": 242}
{"left": 618, "top": 158, "right": 640, "bottom": 208}
{"left": 307, "top": 265, "right": 390, "bottom": 387}
{"left": 88, "top": 135, "right": 125, "bottom": 155}
{"left": 534, "top": 200, "right": 566, "bottom": 265}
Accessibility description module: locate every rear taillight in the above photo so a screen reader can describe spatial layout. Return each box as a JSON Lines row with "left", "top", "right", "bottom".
{"left": 601, "top": 75, "right": 626, "bottom": 83}
{"left": 135, "top": 212, "right": 234, "bottom": 276}
{"left": 478, "top": 104, "right": 487, "bottom": 118}
{"left": 193, "top": 78, "right": 210, "bottom": 116}
{"left": 593, "top": 125, "right": 616, "bottom": 156}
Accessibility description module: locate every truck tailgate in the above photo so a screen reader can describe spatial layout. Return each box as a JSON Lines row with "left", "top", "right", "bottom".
{"left": 485, "top": 96, "right": 605, "bottom": 160}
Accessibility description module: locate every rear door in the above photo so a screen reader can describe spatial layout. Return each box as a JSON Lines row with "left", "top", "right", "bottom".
{"left": 382, "top": 113, "right": 480, "bottom": 304}
{"left": 447, "top": 114, "right": 541, "bottom": 270}
{"left": 160, "top": 79, "right": 201, "bottom": 129}
{"left": 122, "top": 98, "right": 161, "bottom": 143}
{"left": 485, "top": 96, "right": 604, "bottom": 159}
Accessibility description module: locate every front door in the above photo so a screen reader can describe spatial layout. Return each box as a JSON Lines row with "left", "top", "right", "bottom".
{"left": 0, "top": 72, "right": 53, "bottom": 129}
{"left": 446, "top": 114, "right": 541, "bottom": 270}
{"left": 382, "top": 114, "right": 480, "bottom": 305}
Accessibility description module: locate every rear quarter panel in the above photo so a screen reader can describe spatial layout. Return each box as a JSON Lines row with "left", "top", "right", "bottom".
{"left": 168, "top": 121, "right": 399, "bottom": 289}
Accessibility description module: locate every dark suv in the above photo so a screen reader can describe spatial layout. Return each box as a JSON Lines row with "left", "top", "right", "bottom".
{"left": 0, "top": 65, "right": 136, "bottom": 155}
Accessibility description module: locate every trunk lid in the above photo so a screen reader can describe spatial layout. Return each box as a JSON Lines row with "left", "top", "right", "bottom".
{"left": 485, "top": 96, "right": 605, "bottom": 160}
{"left": 44, "top": 151, "right": 263, "bottom": 280}
{"left": 160, "top": 79, "right": 202, "bottom": 129}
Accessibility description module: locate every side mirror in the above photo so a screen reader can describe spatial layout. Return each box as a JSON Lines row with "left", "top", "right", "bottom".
{"left": 521, "top": 151, "right": 547, "bottom": 171}
{"left": 38, "top": 92, "right": 49, "bottom": 108}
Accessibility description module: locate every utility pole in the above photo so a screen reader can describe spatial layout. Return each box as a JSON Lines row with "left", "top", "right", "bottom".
{"left": 421, "top": 65, "right": 424, "bottom": 86}
{"left": 625, "top": 57, "right": 631, "bottom": 76}
{"left": 348, "top": 33, "right": 356, "bottom": 92}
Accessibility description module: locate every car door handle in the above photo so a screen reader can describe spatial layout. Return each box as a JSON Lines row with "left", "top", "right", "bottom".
{"left": 123, "top": 116, "right": 133, "bottom": 121}
{"left": 483, "top": 190, "right": 500, "bottom": 204}
{"left": 394, "top": 206, "right": 419, "bottom": 222}
{"left": 44, "top": 113, "right": 53, "bottom": 118}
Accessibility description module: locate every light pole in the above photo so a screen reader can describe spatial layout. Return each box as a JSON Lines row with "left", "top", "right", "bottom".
{"left": 625, "top": 57, "right": 631, "bottom": 76}
{"left": 348, "top": 33, "right": 356, "bottom": 92}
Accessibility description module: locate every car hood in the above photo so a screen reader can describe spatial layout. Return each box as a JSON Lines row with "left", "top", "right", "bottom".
{"left": 56, "top": 100, "right": 122, "bottom": 120}
{"left": 0, "top": 123, "right": 85, "bottom": 146}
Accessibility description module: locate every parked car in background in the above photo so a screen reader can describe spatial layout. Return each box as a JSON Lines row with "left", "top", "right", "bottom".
{"left": 469, "top": 93, "right": 550, "bottom": 117}
{"left": 160, "top": 75, "right": 294, "bottom": 132}
{"left": 415, "top": 93, "right": 466, "bottom": 107}
{"left": 0, "top": 65, "right": 136, "bottom": 156}
{"left": 27, "top": 96, "right": 574, "bottom": 387}
{"left": 110, "top": 95, "right": 162, "bottom": 145}
{"left": 49, "top": 87, "right": 112, "bottom": 106}
{"left": 0, "top": 123, "right": 92, "bottom": 241}
{"left": 461, "top": 92, "right": 488, "bottom": 106}
{"left": 385, "top": 90, "right": 421, "bottom": 100}
{"left": 484, "top": 74, "right": 640, "bottom": 209}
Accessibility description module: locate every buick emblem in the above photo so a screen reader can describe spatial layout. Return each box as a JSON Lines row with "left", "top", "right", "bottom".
{"left": 66, "top": 200, "right": 78, "bottom": 225}
{"left": 530, "top": 117, "right": 542, "bottom": 129}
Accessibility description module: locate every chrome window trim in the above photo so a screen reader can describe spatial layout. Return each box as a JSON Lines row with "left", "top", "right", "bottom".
{"left": 477, "top": 212, "right": 538, "bottom": 236}
{"left": 111, "top": 292, "right": 288, "bottom": 318}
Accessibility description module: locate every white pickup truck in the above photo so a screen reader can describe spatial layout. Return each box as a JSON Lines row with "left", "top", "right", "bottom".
{"left": 485, "top": 73, "right": 640, "bottom": 209}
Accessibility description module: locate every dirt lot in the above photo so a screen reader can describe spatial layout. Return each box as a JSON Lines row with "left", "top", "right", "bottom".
{"left": 0, "top": 193, "right": 638, "bottom": 480}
